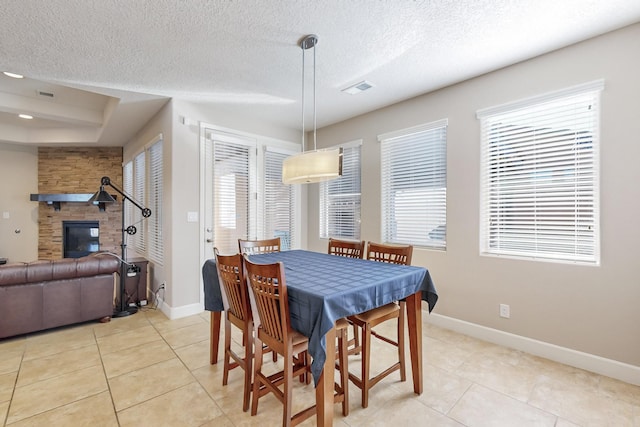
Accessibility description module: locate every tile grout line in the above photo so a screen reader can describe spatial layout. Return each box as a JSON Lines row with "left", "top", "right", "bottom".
{"left": 95, "top": 321, "right": 123, "bottom": 426}
{"left": 2, "top": 342, "right": 24, "bottom": 427}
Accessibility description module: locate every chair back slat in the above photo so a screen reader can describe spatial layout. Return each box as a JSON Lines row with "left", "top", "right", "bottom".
{"left": 366, "top": 242, "right": 413, "bottom": 265}
{"left": 238, "top": 237, "right": 281, "bottom": 255}
{"left": 328, "top": 238, "right": 365, "bottom": 259}
{"left": 214, "top": 249, "right": 249, "bottom": 322}
{"left": 244, "top": 257, "right": 289, "bottom": 347}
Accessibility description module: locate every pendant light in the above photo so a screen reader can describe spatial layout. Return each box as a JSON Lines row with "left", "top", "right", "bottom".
{"left": 282, "top": 34, "right": 342, "bottom": 185}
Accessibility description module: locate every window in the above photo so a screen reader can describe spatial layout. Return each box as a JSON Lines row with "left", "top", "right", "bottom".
{"left": 147, "top": 139, "right": 163, "bottom": 264}
{"left": 123, "top": 161, "right": 133, "bottom": 235}
{"left": 320, "top": 141, "right": 361, "bottom": 240}
{"left": 211, "top": 133, "right": 252, "bottom": 254}
{"left": 218, "top": 174, "right": 237, "bottom": 228}
{"left": 123, "top": 135, "right": 164, "bottom": 265}
{"left": 264, "top": 148, "right": 296, "bottom": 250}
{"left": 379, "top": 120, "right": 447, "bottom": 249}
{"left": 132, "top": 151, "right": 146, "bottom": 253}
{"left": 204, "top": 127, "right": 299, "bottom": 255}
{"left": 478, "top": 81, "right": 603, "bottom": 264}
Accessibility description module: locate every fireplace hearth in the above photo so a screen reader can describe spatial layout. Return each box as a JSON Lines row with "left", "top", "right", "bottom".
{"left": 63, "top": 220, "right": 100, "bottom": 258}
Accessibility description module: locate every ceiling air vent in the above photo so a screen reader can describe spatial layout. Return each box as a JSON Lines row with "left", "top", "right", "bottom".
{"left": 341, "top": 80, "right": 374, "bottom": 95}
{"left": 37, "top": 90, "right": 54, "bottom": 98}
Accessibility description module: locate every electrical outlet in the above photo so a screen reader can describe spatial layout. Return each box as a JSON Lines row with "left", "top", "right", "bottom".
{"left": 499, "top": 304, "right": 510, "bottom": 318}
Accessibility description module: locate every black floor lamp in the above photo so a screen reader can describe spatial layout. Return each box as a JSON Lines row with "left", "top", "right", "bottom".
{"left": 89, "top": 176, "right": 151, "bottom": 317}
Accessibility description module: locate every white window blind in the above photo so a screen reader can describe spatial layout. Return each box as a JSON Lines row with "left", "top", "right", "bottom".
{"left": 319, "top": 141, "right": 361, "bottom": 240}
{"left": 147, "top": 139, "right": 163, "bottom": 264}
{"left": 478, "top": 81, "right": 602, "bottom": 264}
{"left": 132, "top": 151, "right": 146, "bottom": 253}
{"left": 212, "top": 136, "right": 251, "bottom": 255}
{"left": 264, "top": 148, "right": 295, "bottom": 250}
{"left": 123, "top": 161, "right": 133, "bottom": 239}
{"left": 379, "top": 120, "right": 447, "bottom": 249}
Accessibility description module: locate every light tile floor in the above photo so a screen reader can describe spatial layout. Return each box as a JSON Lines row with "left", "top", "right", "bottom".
{"left": 1, "top": 308, "right": 639, "bottom": 426}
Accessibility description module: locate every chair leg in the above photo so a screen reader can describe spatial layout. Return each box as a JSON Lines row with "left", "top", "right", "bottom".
{"left": 305, "top": 351, "right": 312, "bottom": 385}
{"left": 242, "top": 329, "right": 253, "bottom": 412}
{"left": 251, "top": 337, "right": 264, "bottom": 416}
{"left": 398, "top": 301, "right": 406, "bottom": 382}
{"left": 222, "top": 317, "right": 231, "bottom": 386}
{"left": 351, "top": 322, "right": 360, "bottom": 355}
{"left": 283, "top": 348, "right": 294, "bottom": 427}
{"left": 337, "top": 328, "right": 349, "bottom": 416}
{"left": 361, "top": 323, "right": 372, "bottom": 408}
{"left": 210, "top": 311, "right": 221, "bottom": 364}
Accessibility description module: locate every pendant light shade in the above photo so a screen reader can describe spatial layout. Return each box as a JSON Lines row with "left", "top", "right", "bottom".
{"left": 282, "top": 34, "right": 342, "bottom": 185}
{"left": 282, "top": 147, "right": 343, "bottom": 184}
{"left": 88, "top": 186, "right": 116, "bottom": 204}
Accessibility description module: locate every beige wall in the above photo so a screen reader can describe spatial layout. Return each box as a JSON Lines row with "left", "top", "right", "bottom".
{"left": 307, "top": 23, "right": 640, "bottom": 367}
{"left": 0, "top": 143, "right": 38, "bottom": 262}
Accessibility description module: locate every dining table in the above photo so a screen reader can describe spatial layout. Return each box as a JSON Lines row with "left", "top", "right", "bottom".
{"left": 202, "top": 249, "right": 438, "bottom": 426}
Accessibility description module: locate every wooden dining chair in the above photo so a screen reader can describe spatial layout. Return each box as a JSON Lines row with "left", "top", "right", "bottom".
{"left": 328, "top": 237, "right": 365, "bottom": 259}
{"left": 347, "top": 241, "right": 413, "bottom": 408}
{"left": 214, "top": 248, "right": 254, "bottom": 412}
{"left": 243, "top": 257, "right": 349, "bottom": 426}
{"left": 327, "top": 237, "right": 365, "bottom": 355}
{"left": 238, "top": 237, "right": 281, "bottom": 255}
{"left": 214, "top": 248, "right": 276, "bottom": 412}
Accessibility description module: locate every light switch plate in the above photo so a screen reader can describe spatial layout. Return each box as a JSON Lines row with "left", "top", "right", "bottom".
{"left": 2, "top": 211, "right": 9, "bottom": 219}
{"left": 187, "top": 211, "right": 198, "bottom": 222}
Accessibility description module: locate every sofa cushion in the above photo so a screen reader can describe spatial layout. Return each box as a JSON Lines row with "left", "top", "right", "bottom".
{"left": 0, "top": 254, "right": 120, "bottom": 287}
{"left": 0, "top": 263, "right": 28, "bottom": 286}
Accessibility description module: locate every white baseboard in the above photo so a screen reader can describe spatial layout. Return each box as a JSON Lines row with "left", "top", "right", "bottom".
{"left": 158, "top": 300, "right": 204, "bottom": 320}
{"left": 425, "top": 312, "right": 640, "bottom": 386}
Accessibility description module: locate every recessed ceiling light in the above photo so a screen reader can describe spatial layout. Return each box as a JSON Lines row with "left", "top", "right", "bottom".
{"left": 3, "top": 72, "right": 24, "bottom": 79}
{"left": 18, "top": 114, "right": 33, "bottom": 120}
{"left": 341, "top": 80, "right": 375, "bottom": 95}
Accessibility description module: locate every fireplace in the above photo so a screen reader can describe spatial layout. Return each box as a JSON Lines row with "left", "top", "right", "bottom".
{"left": 63, "top": 221, "right": 100, "bottom": 258}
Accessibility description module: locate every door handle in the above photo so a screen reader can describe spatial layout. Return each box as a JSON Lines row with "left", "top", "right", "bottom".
{"left": 206, "top": 239, "right": 213, "bottom": 243}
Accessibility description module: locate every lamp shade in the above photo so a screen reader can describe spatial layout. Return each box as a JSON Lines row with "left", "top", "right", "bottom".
{"left": 282, "top": 148, "right": 343, "bottom": 184}
{"left": 88, "top": 186, "right": 116, "bottom": 204}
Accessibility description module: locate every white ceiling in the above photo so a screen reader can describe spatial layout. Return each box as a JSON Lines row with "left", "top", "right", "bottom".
{"left": 1, "top": 0, "right": 639, "bottom": 146}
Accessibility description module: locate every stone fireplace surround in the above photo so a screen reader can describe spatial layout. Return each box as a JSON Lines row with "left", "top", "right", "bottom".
{"left": 36, "top": 147, "right": 123, "bottom": 260}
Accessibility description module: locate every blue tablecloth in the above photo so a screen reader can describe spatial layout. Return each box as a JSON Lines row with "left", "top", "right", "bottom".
{"left": 202, "top": 249, "right": 438, "bottom": 384}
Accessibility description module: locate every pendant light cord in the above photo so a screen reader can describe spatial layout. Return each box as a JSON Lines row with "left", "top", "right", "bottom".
{"left": 301, "top": 42, "right": 305, "bottom": 150}
{"left": 299, "top": 35, "right": 319, "bottom": 153}
{"left": 312, "top": 39, "right": 317, "bottom": 151}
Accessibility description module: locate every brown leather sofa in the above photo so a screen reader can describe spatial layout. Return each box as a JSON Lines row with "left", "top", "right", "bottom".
{"left": 0, "top": 253, "right": 120, "bottom": 339}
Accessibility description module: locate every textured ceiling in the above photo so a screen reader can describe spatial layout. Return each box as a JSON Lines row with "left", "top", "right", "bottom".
{"left": 1, "top": 0, "right": 640, "bottom": 146}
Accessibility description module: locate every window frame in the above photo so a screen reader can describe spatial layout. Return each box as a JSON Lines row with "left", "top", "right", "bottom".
{"left": 477, "top": 80, "right": 603, "bottom": 265}
{"left": 263, "top": 145, "right": 298, "bottom": 250}
{"left": 319, "top": 139, "right": 362, "bottom": 240}
{"left": 147, "top": 137, "right": 163, "bottom": 265}
{"left": 201, "top": 124, "right": 301, "bottom": 255}
{"left": 123, "top": 134, "right": 164, "bottom": 265}
{"left": 378, "top": 119, "right": 448, "bottom": 250}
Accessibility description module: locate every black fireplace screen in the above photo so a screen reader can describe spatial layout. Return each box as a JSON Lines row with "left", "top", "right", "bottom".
{"left": 63, "top": 221, "right": 100, "bottom": 258}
